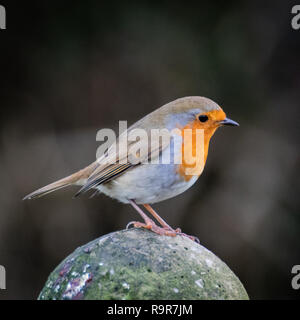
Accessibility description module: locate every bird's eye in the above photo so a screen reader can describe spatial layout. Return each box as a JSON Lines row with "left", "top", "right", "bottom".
{"left": 198, "top": 115, "right": 208, "bottom": 122}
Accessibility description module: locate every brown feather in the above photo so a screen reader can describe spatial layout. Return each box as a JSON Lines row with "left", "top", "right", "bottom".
{"left": 23, "top": 162, "right": 97, "bottom": 199}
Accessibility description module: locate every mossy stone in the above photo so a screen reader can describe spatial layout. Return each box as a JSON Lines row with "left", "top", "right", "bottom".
{"left": 38, "top": 228, "right": 249, "bottom": 300}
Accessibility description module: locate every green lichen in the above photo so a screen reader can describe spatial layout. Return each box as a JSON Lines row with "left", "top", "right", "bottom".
{"left": 38, "top": 228, "right": 249, "bottom": 300}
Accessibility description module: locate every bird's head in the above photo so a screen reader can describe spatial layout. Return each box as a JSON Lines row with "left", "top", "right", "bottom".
{"left": 162, "top": 96, "right": 239, "bottom": 132}
{"left": 155, "top": 96, "right": 239, "bottom": 178}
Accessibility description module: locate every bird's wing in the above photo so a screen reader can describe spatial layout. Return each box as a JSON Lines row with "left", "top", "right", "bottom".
{"left": 74, "top": 127, "right": 171, "bottom": 196}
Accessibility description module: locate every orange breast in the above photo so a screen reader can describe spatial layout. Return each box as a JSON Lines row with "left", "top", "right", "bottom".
{"left": 176, "top": 109, "right": 226, "bottom": 181}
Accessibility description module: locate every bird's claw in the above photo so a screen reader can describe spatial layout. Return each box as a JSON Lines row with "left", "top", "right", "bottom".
{"left": 163, "top": 226, "right": 199, "bottom": 243}
{"left": 177, "top": 232, "right": 200, "bottom": 243}
{"left": 127, "top": 221, "right": 199, "bottom": 243}
{"left": 126, "top": 220, "right": 177, "bottom": 236}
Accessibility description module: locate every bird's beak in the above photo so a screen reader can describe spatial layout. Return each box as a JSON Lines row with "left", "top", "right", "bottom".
{"left": 219, "top": 117, "right": 239, "bottom": 127}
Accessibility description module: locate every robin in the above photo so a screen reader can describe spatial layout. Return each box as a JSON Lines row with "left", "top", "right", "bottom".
{"left": 23, "top": 96, "right": 239, "bottom": 242}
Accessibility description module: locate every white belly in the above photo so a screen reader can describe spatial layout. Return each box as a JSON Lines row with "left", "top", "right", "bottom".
{"left": 97, "top": 163, "right": 199, "bottom": 204}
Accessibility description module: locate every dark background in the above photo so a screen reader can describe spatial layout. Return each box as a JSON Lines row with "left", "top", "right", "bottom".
{"left": 0, "top": 0, "right": 299, "bottom": 299}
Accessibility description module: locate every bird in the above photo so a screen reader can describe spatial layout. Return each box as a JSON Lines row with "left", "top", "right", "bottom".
{"left": 23, "top": 96, "right": 239, "bottom": 242}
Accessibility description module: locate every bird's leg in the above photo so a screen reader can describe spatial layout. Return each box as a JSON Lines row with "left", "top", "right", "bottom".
{"left": 127, "top": 199, "right": 177, "bottom": 237}
{"left": 143, "top": 204, "right": 181, "bottom": 232}
{"left": 126, "top": 199, "right": 155, "bottom": 229}
{"left": 143, "top": 203, "right": 200, "bottom": 243}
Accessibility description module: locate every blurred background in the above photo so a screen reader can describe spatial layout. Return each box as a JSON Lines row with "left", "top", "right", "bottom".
{"left": 0, "top": 0, "right": 299, "bottom": 299}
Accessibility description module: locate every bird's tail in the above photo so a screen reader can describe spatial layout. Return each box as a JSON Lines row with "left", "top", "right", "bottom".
{"left": 23, "top": 162, "right": 97, "bottom": 200}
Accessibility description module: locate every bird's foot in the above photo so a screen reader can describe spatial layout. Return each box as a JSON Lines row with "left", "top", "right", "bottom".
{"left": 161, "top": 225, "right": 200, "bottom": 243}
{"left": 126, "top": 220, "right": 177, "bottom": 237}
{"left": 127, "top": 221, "right": 199, "bottom": 242}
{"left": 167, "top": 228, "right": 200, "bottom": 243}
{"left": 176, "top": 231, "right": 200, "bottom": 243}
